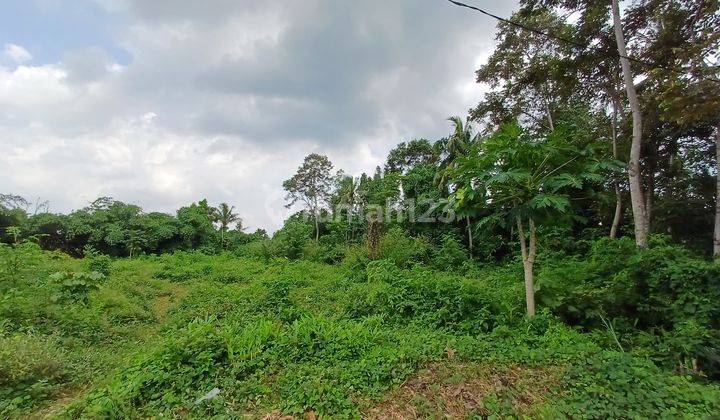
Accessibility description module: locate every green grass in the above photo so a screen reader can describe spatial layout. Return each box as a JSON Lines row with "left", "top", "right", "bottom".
{"left": 1, "top": 246, "right": 719, "bottom": 418}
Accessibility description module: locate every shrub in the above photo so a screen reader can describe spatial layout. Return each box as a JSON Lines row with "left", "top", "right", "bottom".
{"left": 0, "top": 333, "right": 70, "bottom": 415}
{"left": 340, "top": 245, "right": 369, "bottom": 278}
{"left": 273, "top": 218, "right": 313, "bottom": 260}
{"left": 347, "top": 264, "right": 520, "bottom": 333}
{"left": 83, "top": 245, "right": 112, "bottom": 275}
{"left": 378, "top": 228, "right": 429, "bottom": 268}
{"left": 536, "top": 236, "right": 720, "bottom": 377}
{"left": 431, "top": 235, "right": 468, "bottom": 271}
{"left": 556, "top": 351, "right": 720, "bottom": 418}
{"left": 86, "top": 254, "right": 112, "bottom": 276}
{"left": 49, "top": 271, "right": 106, "bottom": 302}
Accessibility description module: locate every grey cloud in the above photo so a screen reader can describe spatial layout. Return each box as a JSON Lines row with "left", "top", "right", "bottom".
{"left": 61, "top": 47, "right": 112, "bottom": 84}
{"left": 3, "top": 0, "right": 518, "bottom": 230}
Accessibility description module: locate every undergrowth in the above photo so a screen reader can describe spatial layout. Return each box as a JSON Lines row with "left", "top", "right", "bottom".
{"left": 1, "top": 244, "right": 719, "bottom": 418}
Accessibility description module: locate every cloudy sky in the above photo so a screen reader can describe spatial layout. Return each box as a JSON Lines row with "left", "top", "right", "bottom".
{"left": 0, "top": 0, "right": 517, "bottom": 231}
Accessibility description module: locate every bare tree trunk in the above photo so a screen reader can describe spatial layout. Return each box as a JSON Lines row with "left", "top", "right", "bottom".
{"left": 644, "top": 172, "right": 654, "bottom": 235}
{"left": 517, "top": 216, "right": 536, "bottom": 317}
{"left": 715, "top": 126, "right": 720, "bottom": 258}
{"left": 314, "top": 213, "right": 320, "bottom": 242}
{"left": 612, "top": 0, "right": 648, "bottom": 248}
{"left": 543, "top": 96, "right": 555, "bottom": 132}
{"left": 466, "top": 216, "right": 473, "bottom": 255}
{"left": 610, "top": 91, "right": 622, "bottom": 238}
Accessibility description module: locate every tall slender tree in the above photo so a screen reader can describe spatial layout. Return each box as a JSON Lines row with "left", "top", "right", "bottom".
{"left": 611, "top": 0, "right": 648, "bottom": 248}
{"left": 435, "top": 117, "right": 479, "bottom": 253}
{"left": 715, "top": 127, "right": 720, "bottom": 258}
{"left": 283, "top": 154, "right": 334, "bottom": 242}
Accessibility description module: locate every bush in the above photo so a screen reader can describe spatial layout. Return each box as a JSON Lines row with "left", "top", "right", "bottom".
{"left": 378, "top": 228, "right": 429, "bottom": 268}
{"left": 536, "top": 236, "right": 720, "bottom": 377}
{"left": 431, "top": 235, "right": 468, "bottom": 271}
{"left": 68, "top": 316, "right": 448, "bottom": 418}
{"left": 556, "top": 351, "right": 720, "bottom": 418}
{"left": 49, "top": 271, "right": 106, "bottom": 302}
{"left": 273, "top": 218, "right": 313, "bottom": 260}
{"left": 302, "top": 240, "right": 343, "bottom": 264}
{"left": 83, "top": 245, "right": 112, "bottom": 275}
{"left": 0, "top": 333, "right": 70, "bottom": 415}
{"left": 87, "top": 254, "right": 112, "bottom": 276}
{"left": 340, "top": 245, "right": 369, "bottom": 278}
{"left": 347, "top": 264, "right": 520, "bottom": 332}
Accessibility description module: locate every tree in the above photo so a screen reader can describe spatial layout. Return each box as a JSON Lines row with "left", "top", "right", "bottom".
{"left": 716, "top": 128, "right": 720, "bottom": 258}
{"left": 520, "top": 0, "right": 720, "bottom": 252}
{"left": 283, "top": 154, "right": 334, "bottom": 242}
{"left": 126, "top": 229, "right": 147, "bottom": 258}
{"left": 213, "top": 203, "right": 241, "bottom": 248}
{"left": 384, "top": 139, "right": 438, "bottom": 175}
{"left": 471, "top": 8, "right": 580, "bottom": 134}
{"left": 436, "top": 116, "right": 479, "bottom": 253}
{"left": 451, "top": 123, "right": 617, "bottom": 316}
{"left": 176, "top": 199, "right": 216, "bottom": 250}
{"left": 611, "top": 0, "right": 648, "bottom": 248}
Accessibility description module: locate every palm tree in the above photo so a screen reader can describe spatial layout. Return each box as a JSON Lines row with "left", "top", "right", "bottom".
{"left": 213, "top": 203, "right": 241, "bottom": 248}
{"left": 336, "top": 175, "right": 362, "bottom": 240}
{"left": 435, "top": 116, "right": 479, "bottom": 254}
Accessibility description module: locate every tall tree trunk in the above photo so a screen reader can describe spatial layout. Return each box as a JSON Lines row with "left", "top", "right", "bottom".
{"left": 610, "top": 91, "right": 622, "bottom": 238}
{"left": 644, "top": 172, "right": 654, "bottom": 235}
{"left": 543, "top": 96, "right": 555, "bottom": 132}
{"left": 715, "top": 126, "right": 720, "bottom": 258}
{"left": 314, "top": 213, "right": 320, "bottom": 242}
{"left": 517, "top": 216, "right": 536, "bottom": 317}
{"left": 612, "top": 0, "right": 648, "bottom": 248}
{"left": 466, "top": 216, "right": 473, "bottom": 255}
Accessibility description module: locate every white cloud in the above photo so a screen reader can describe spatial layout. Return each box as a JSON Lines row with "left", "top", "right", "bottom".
{"left": 3, "top": 43, "right": 33, "bottom": 63}
{"left": 0, "top": 0, "right": 519, "bottom": 231}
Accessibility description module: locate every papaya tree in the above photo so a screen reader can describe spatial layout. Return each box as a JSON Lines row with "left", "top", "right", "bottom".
{"left": 450, "top": 122, "right": 619, "bottom": 316}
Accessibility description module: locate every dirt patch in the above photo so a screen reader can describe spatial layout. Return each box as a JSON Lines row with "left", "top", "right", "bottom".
{"left": 21, "top": 386, "right": 87, "bottom": 420}
{"left": 365, "top": 362, "right": 561, "bottom": 419}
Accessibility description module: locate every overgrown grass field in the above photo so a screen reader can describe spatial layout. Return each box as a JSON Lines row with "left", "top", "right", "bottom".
{"left": 2, "top": 243, "right": 720, "bottom": 418}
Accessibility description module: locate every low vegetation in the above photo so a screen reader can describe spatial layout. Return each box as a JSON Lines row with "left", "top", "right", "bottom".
{"left": 1, "top": 237, "right": 718, "bottom": 418}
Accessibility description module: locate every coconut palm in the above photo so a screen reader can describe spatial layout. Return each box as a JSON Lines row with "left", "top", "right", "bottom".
{"left": 213, "top": 203, "right": 241, "bottom": 248}
{"left": 435, "top": 116, "right": 479, "bottom": 253}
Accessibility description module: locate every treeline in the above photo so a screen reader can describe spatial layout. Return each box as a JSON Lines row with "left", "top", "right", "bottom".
{"left": 0, "top": 195, "right": 266, "bottom": 257}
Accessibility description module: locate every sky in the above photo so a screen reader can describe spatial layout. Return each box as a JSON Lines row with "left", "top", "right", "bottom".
{"left": 0, "top": 0, "right": 518, "bottom": 232}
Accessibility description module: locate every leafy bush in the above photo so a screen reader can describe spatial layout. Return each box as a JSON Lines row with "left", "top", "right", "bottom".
{"left": 537, "top": 236, "right": 720, "bottom": 377}
{"left": 0, "top": 333, "right": 70, "bottom": 415}
{"left": 340, "top": 245, "right": 369, "bottom": 278}
{"left": 302, "top": 240, "right": 343, "bottom": 264}
{"left": 68, "top": 316, "right": 448, "bottom": 418}
{"left": 273, "top": 218, "right": 313, "bottom": 260}
{"left": 431, "top": 234, "right": 468, "bottom": 271}
{"left": 378, "top": 227, "right": 429, "bottom": 268}
{"left": 49, "top": 271, "right": 106, "bottom": 302}
{"left": 556, "top": 351, "right": 720, "bottom": 418}
{"left": 0, "top": 242, "right": 43, "bottom": 277}
{"left": 84, "top": 247, "right": 112, "bottom": 276}
{"left": 347, "top": 264, "right": 521, "bottom": 332}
